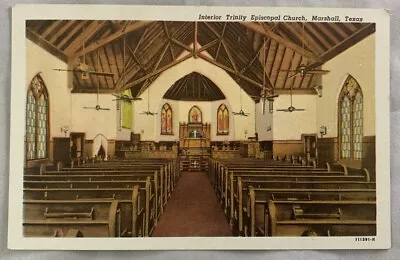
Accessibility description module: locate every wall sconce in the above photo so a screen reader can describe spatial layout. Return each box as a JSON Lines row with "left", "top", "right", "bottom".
{"left": 244, "top": 130, "right": 248, "bottom": 139}
{"left": 61, "top": 125, "right": 69, "bottom": 137}
{"left": 267, "top": 125, "right": 272, "bottom": 132}
{"left": 314, "top": 86, "right": 323, "bottom": 97}
{"left": 319, "top": 126, "right": 327, "bottom": 138}
{"left": 141, "top": 129, "right": 145, "bottom": 134}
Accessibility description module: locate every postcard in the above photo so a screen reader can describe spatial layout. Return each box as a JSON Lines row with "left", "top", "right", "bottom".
{"left": 8, "top": 4, "right": 390, "bottom": 250}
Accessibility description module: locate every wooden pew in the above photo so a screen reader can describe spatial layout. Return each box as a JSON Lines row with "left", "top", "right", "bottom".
{"left": 24, "top": 199, "right": 121, "bottom": 237}
{"left": 264, "top": 199, "right": 376, "bottom": 237}
{"left": 26, "top": 171, "right": 165, "bottom": 217}
{"left": 24, "top": 182, "right": 155, "bottom": 236}
{"left": 226, "top": 173, "right": 374, "bottom": 224}
{"left": 243, "top": 187, "right": 376, "bottom": 237}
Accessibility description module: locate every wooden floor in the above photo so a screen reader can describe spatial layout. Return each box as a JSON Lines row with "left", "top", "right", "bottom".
{"left": 152, "top": 171, "right": 232, "bottom": 237}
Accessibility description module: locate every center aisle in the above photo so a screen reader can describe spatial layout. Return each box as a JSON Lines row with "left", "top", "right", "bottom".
{"left": 152, "top": 171, "right": 232, "bottom": 237}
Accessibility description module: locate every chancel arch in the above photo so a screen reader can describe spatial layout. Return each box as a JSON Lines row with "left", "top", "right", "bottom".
{"left": 338, "top": 75, "right": 363, "bottom": 160}
{"left": 25, "top": 73, "right": 49, "bottom": 160}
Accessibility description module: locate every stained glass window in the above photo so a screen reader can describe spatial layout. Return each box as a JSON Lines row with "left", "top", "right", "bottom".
{"left": 340, "top": 96, "right": 351, "bottom": 159}
{"left": 217, "top": 104, "right": 229, "bottom": 135}
{"left": 353, "top": 93, "right": 363, "bottom": 160}
{"left": 121, "top": 89, "right": 133, "bottom": 129}
{"left": 161, "top": 103, "right": 173, "bottom": 135}
{"left": 25, "top": 74, "right": 49, "bottom": 160}
{"left": 338, "top": 75, "right": 363, "bottom": 160}
{"left": 26, "top": 90, "right": 36, "bottom": 160}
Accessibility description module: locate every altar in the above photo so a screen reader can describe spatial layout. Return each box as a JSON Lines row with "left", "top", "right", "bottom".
{"left": 178, "top": 106, "right": 211, "bottom": 171}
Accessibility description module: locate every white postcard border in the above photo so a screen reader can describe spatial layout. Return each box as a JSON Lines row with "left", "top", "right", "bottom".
{"left": 8, "top": 4, "right": 391, "bottom": 250}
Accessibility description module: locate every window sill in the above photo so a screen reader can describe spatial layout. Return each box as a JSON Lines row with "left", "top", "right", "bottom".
{"left": 216, "top": 133, "right": 229, "bottom": 136}
{"left": 161, "top": 133, "right": 174, "bottom": 136}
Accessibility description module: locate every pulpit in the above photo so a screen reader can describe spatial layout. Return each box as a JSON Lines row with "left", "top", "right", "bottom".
{"left": 179, "top": 122, "right": 211, "bottom": 171}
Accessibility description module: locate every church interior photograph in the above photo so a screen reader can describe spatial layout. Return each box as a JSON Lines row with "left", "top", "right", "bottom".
{"left": 23, "top": 20, "right": 376, "bottom": 238}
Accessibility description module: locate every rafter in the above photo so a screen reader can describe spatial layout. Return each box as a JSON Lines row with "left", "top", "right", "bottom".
{"left": 240, "top": 22, "right": 319, "bottom": 61}
{"left": 197, "top": 52, "right": 269, "bottom": 90}
{"left": 71, "top": 21, "right": 153, "bottom": 58}
{"left": 65, "top": 20, "right": 106, "bottom": 56}
{"left": 308, "top": 23, "right": 375, "bottom": 70}
{"left": 26, "top": 28, "right": 68, "bottom": 63}
{"left": 41, "top": 20, "right": 63, "bottom": 38}
{"left": 119, "top": 52, "right": 194, "bottom": 91}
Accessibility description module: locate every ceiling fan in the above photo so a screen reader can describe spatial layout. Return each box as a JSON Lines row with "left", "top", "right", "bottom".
{"left": 279, "top": 22, "right": 329, "bottom": 79}
{"left": 83, "top": 51, "right": 110, "bottom": 111}
{"left": 276, "top": 85, "right": 305, "bottom": 113}
{"left": 140, "top": 86, "right": 157, "bottom": 116}
{"left": 53, "top": 23, "right": 114, "bottom": 79}
{"left": 233, "top": 88, "right": 250, "bottom": 116}
{"left": 281, "top": 64, "right": 330, "bottom": 79}
{"left": 112, "top": 93, "right": 142, "bottom": 102}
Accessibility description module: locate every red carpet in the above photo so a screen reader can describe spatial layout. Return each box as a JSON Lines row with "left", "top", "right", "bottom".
{"left": 152, "top": 171, "right": 232, "bottom": 237}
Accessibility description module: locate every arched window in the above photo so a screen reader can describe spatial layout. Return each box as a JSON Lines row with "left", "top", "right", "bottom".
{"left": 161, "top": 103, "right": 173, "bottom": 135}
{"left": 217, "top": 104, "right": 229, "bottom": 135}
{"left": 121, "top": 89, "right": 133, "bottom": 129}
{"left": 188, "top": 106, "right": 202, "bottom": 123}
{"left": 338, "top": 75, "right": 363, "bottom": 160}
{"left": 25, "top": 74, "right": 49, "bottom": 160}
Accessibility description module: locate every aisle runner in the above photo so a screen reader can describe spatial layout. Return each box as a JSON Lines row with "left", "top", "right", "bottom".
{"left": 152, "top": 171, "right": 232, "bottom": 237}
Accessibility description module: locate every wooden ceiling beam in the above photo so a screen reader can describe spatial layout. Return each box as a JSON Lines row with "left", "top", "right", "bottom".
{"left": 197, "top": 52, "right": 270, "bottom": 90}
{"left": 222, "top": 41, "right": 238, "bottom": 72}
{"left": 26, "top": 28, "right": 68, "bottom": 63}
{"left": 274, "top": 88, "right": 316, "bottom": 95}
{"left": 326, "top": 23, "right": 348, "bottom": 39}
{"left": 41, "top": 20, "right": 63, "bottom": 38}
{"left": 66, "top": 20, "right": 106, "bottom": 56}
{"left": 57, "top": 21, "right": 84, "bottom": 49}
{"left": 302, "top": 23, "right": 332, "bottom": 50}
{"left": 309, "top": 23, "right": 375, "bottom": 69}
{"left": 240, "top": 22, "right": 319, "bottom": 61}
{"left": 48, "top": 20, "right": 75, "bottom": 44}
{"left": 118, "top": 45, "right": 191, "bottom": 91}
{"left": 284, "top": 22, "right": 324, "bottom": 55}
{"left": 163, "top": 21, "right": 175, "bottom": 60}
{"left": 194, "top": 21, "right": 198, "bottom": 58}
{"left": 314, "top": 23, "right": 340, "bottom": 44}
{"left": 136, "top": 43, "right": 170, "bottom": 96}
{"left": 71, "top": 21, "right": 152, "bottom": 58}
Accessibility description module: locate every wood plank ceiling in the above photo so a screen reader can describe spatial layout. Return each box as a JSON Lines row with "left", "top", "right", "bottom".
{"left": 26, "top": 20, "right": 375, "bottom": 100}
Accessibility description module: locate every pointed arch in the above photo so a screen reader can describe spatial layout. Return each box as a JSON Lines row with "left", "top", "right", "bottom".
{"left": 338, "top": 75, "right": 363, "bottom": 160}
{"left": 161, "top": 103, "right": 173, "bottom": 135}
{"left": 25, "top": 73, "right": 49, "bottom": 160}
{"left": 188, "top": 105, "right": 202, "bottom": 123}
{"left": 217, "top": 103, "right": 229, "bottom": 135}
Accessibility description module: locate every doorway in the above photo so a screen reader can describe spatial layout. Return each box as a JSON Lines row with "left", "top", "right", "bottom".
{"left": 70, "top": 132, "right": 85, "bottom": 159}
{"left": 302, "top": 134, "right": 317, "bottom": 164}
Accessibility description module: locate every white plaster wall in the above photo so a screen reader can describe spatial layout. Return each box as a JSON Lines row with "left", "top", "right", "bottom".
{"left": 273, "top": 95, "right": 318, "bottom": 140}
{"left": 255, "top": 101, "right": 273, "bottom": 141}
{"left": 27, "top": 39, "right": 119, "bottom": 142}
{"left": 318, "top": 34, "right": 375, "bottom": 138}
{"left": 133, "top": 51, "right": 255, "bottom": 141}
{"left": 69, "top": 93, "right": 117, "bottom": 140}
{"left": 26, "top": 39, "right": 71, "bottom": 139}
